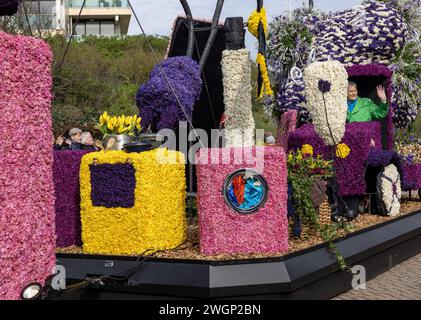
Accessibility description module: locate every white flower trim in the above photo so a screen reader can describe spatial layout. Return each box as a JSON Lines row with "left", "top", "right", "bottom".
{"left": 221, "top": 49, "right": 255, "bottom": 147}
{"left": 378, "top": 164, "right": 401, "bottom": 217}
{"left": 303, "top": 60, "right": 348, "bottom": 146}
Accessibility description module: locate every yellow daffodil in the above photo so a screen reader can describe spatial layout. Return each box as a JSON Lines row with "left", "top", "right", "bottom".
{"left": 97, "top": 113, "right": 142, "bottom": 136}
{"left": 301, "top": 144, "right": 314, "bottom": 156}
{"left": 336, "top": 143, "right": 351, "bottom": 158}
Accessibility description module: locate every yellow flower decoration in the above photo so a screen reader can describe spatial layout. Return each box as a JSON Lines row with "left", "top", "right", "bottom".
{"left": 256, "top": 53, "right": 273, "bottom": 97}
{"left": 96, "top": 112, "right": 142, "bottom": 136}
{"left": 247, "top": 7, "right": 268, "bottom": 39}
{"left": 336, "top": 143, "right": 351, "bottom": 158}
{"left": 80, "top": 149, "right": 187, "bottom": 255}
{"left": 301, "top": 144, "right": 314, "bottom": 156}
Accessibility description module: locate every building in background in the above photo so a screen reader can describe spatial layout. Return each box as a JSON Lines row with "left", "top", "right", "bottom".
{"left": 67, "top": 0, "right": 131, "bottom": 37}
{"left": 14, "top": 0, "right": 131, "bottom": 37}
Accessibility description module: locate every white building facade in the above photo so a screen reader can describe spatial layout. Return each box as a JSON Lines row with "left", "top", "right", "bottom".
{"left": 18, "top": 0, "right": 131, "bottom": 36}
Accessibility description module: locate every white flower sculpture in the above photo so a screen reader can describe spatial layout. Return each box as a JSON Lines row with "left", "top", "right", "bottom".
{"left": 221, "top": 49, "right": 255, "bottom": 147}
{"left": 377, "top": 164, "right": 401, "bottom": 217}
{"left": 303, "top": 60, "right": 348, "bottom": 146}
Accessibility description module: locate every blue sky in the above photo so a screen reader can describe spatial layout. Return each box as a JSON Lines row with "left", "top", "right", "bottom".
{"left": 127, "top": 0, "right": 363, "bottom": 54}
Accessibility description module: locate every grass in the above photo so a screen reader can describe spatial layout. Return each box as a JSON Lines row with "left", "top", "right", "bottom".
{"left": 252, "top": 105, "right": 278, "bottom": 134}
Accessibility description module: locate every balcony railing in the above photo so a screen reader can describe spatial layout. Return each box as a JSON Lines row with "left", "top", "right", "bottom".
{"left": 67, "top": 0, "right": 129, "bottom": 8}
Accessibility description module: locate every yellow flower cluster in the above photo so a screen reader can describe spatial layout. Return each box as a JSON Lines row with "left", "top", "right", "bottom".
{"left": 336, "top": 143, "right": 351, "bottom": 158}
{"left": 247, "top": 7, "right": 268, "bottom": 39}
{"left": 301, "top": 144, "right": 314, "bottom": 156}
{"left": 79, "top": 149, "right": 187, "bottom": 255}
{"left": 256, "top": 53, "right": 274, "bottom": 97}
{"left": 97, "top": 111, "right": 142, "bottom": 136}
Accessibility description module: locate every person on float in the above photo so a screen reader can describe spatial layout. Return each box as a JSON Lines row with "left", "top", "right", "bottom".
{"left": 345, "top": 81, "right": 389, "bottom": 218}
{"left": 80, "top": 131, "right": 102, "bottom": 151}
{"left": 347, "top": 81, "right": 388, "bottom": 123}
{"left": 69, "top": 127, "right": 83, "bottom": 150}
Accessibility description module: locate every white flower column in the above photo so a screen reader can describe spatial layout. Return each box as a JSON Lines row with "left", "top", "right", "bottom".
{"left": 221, "top": 49, "right": 255, "bottom": 147}
{"left": 303, "top": 60, "right": 348, "bottom": 146}
{"left": 378, "top": 164, "right": 401, "bottom": 217}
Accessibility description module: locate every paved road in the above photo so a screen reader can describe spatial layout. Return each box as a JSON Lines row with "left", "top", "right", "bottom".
{"left": 333, "top": 253, "right": 421, "bottom": 300}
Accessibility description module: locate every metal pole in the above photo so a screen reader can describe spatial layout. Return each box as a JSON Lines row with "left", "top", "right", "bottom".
{"left": 199, "top": 0, "right": 225, "bottom": 72}
{"left": 179, "top": 0, "right": 194, "bottom": 57}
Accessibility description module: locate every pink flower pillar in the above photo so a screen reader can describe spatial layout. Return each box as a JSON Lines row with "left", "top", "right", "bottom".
{"left": 196, "top": 147, "right": 289, "bottom": 255}
{"left": 0, "top": 31, "right": 56, "bottom": 300}
{"left": 277, "top": 109, "right": 297, "bottom": 151}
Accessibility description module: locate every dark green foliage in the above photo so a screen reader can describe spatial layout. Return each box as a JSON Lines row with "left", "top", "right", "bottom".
{"left": 48, "top": 35, "right": 169, "bottom": 136}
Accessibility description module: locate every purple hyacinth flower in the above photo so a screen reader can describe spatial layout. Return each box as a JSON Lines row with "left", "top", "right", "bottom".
{"left": 318, "top": 79, "right": 331, "bottom": 93}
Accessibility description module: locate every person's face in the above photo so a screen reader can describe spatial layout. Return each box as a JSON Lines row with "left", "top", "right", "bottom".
{"left": 72, "top": 132, "right": 82, "bottom": 143}
{"left": 85, "top": 134, "right": 94, "bottom": 146}
{"left": 347, "top": 85, "right": 358, "bottom": 101}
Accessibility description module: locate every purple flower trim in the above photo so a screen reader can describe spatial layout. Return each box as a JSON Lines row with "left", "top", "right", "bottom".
{"left": 53, "top": 150, "right": 91, "bottom": 247}
{"left": 401, "top": 163, "right": 421, "bottom": 191}
{"left": 90, "top": 163, "right": 136, "bottom": 208}
{"left": 367, "top": 149, "right": 402, "bottom": 170}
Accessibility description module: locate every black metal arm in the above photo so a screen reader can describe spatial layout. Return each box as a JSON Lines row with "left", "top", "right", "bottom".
{"left": 199, "top": 0, "right": 225, "bottom": 72}
{"left": 179, "top": 0, "right": 195, "bottom": 57}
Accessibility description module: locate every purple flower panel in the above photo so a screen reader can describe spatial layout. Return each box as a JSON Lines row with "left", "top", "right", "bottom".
{"left": 90, "top": 163, "right": 136, "bottom": 208}
{"left": 53, "top": 150, "right": 91, "bottom": 247}
{"left": 402, "top": 163, "right": 421, "bottom": 191}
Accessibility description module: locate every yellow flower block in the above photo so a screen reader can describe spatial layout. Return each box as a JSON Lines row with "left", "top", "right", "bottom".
{"left": 80, "top": 149, "right": 187, "bottom": 255}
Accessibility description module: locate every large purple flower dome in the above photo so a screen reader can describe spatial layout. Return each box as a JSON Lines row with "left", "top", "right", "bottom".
{"left": 136, "top": 56, "right": 202, "bottom": 132}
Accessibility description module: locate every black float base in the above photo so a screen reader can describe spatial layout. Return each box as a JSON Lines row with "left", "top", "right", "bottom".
{"left": 56, "top": 210, "right": 421, "bottom": 300}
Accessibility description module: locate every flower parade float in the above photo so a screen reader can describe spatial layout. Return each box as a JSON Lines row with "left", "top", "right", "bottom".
{"left": 2, "top": 0, "right": 421, "bottom": 300}
{"left": 50, "top": 1, "right": 421, "bottom": 300}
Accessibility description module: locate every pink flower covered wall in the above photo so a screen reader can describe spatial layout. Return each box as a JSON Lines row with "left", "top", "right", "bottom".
{"left": 0, "top": 31, "right": 56, "bottom": 300}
